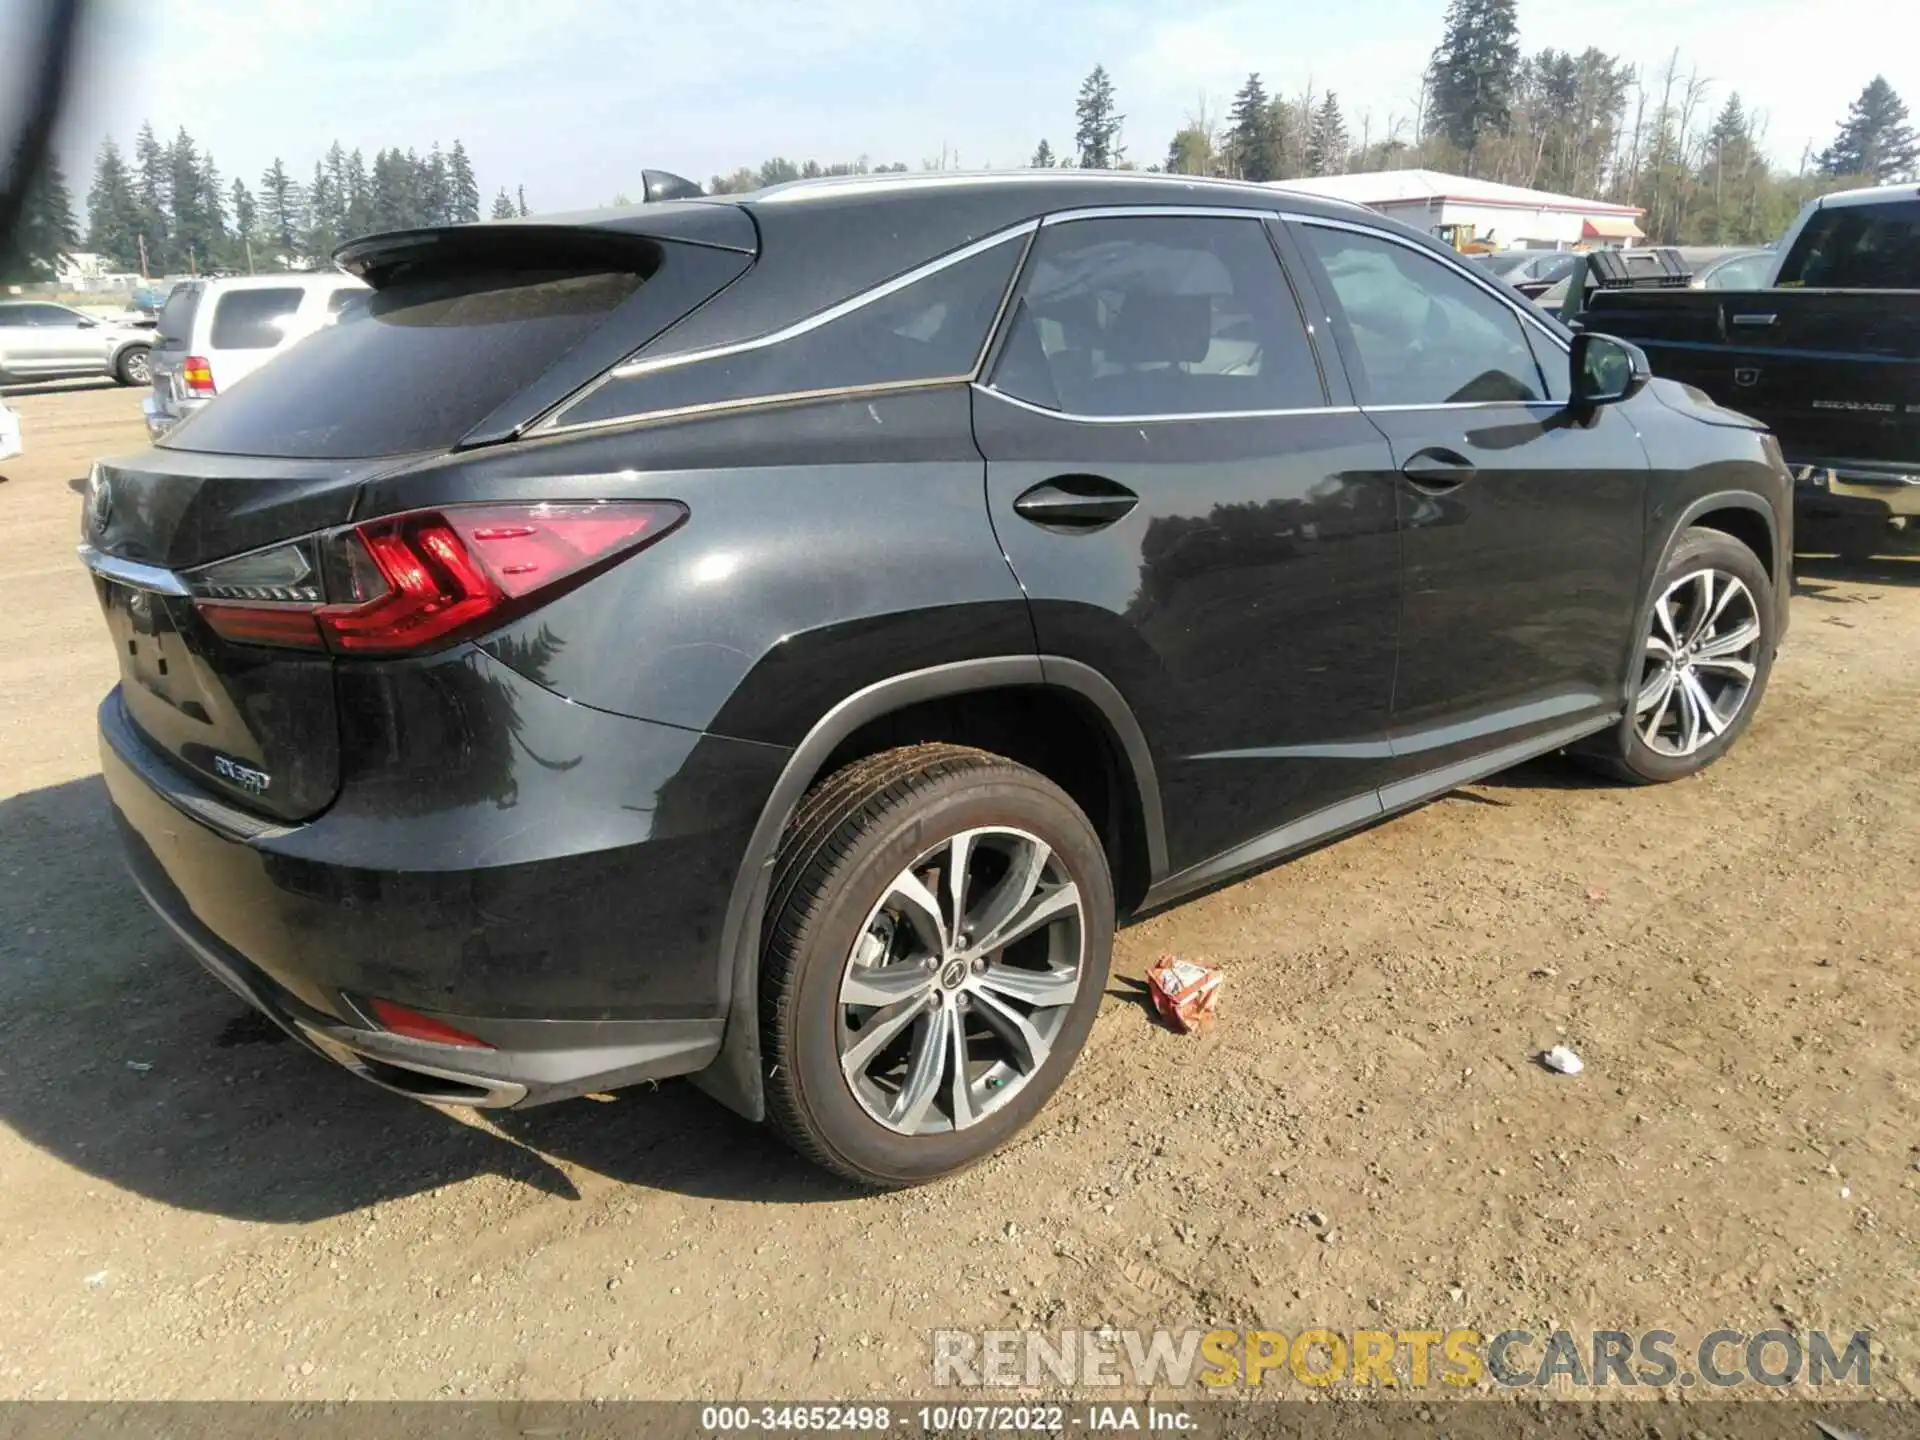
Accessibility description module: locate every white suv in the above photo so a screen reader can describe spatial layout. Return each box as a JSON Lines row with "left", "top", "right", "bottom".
{"left": 145, "top": 273, "right": 368, "bottom": 440}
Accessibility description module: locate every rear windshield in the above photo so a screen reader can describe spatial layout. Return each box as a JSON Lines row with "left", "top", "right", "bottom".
{"left": 209, "top": 287, "right": 306, "bottom": 349}
{"left": 162, "top": 267, "right": 647, "bottom": 458}
{"left": 1777, "top": 199, "right": 1920, "bottom": 288}
{"left": 156, "top": 284, "right": 201, "bottom": 346}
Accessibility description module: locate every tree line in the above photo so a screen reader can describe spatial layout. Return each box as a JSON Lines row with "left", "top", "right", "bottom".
{"left": 1056, "top": 0, "right": 1916, "bottom": 247}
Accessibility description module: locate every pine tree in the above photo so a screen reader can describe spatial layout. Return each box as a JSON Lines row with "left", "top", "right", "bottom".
{"left": 259, "top": 158, "right": 304, "bottom": 263}
{"left": 1426, "top": 0, "right": 1521, "bottom": 165}
{"left": 425, "top": 143, "right": 452, "bottom": 225}
{"left": 133, "top": 121, "right": 171, "bottom": 270}
{"left": 229, "top": 178, "right": 257, "bottom": 269}
{"left": 167, "top": 129, "right": 214, "bottom": 272}
{"left": 344, "top": 149, "right": 374, "bottom": 237}
{"left": 85, "top": 138, "right": 143, "bottom": 271}
{"left": 1818, "top": 76, "right": 1918, "bottom": 182}
{"left": 0, "top": 157, "right": 79, "bottom": 283}
{"left": 1074, "top": 65, "right": 1124, "bottom": 169}
{"left": 1030, "top": 139, "right": 1055, "bottom": 168}
{"left": 1227, "top": 74, "right": 1281, "bottom": 181}
{"left": 448, "top": 140, "right": 481, "bottom": 223}
{"left": 306, "top": 162, "right": 339, "bottom": 260}
{"left": 490, "top": 188, "right": 517, "bottom": 220}
{"left": 1307, "top": 92, "right": 1350, "bottom": 175}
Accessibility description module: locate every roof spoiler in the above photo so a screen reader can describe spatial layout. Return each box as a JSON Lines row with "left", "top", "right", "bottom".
{"left": 334, "top": 224, "right": 669, "bottom": 288}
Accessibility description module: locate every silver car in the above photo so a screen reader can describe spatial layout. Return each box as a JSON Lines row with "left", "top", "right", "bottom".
{"left": 0, "top": 301, "right": 153, "bottom": 386}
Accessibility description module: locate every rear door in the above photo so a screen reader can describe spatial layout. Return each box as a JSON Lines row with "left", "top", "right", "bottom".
{"left": 1287, "top": 219, "right": 1647, "bottom": 787}
{"left": 976, "top": 210, "right": 1402, "bottom": 879}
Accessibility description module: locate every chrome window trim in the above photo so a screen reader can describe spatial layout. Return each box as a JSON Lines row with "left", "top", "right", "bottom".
{"left": 1360, "top": 399, "right": 1568, "bottom": 414}
{"left": 1280, "top": 211, "right": 1573, "bottom": 355}
{"left": 604, "top": 221, "right": 1039, "bottom": 383}
{"left": 536, "top": 221, "right": 1039, "bottom": 436}
{"left": 975, "top": 384, "right": 1360, "bottom": 426}
{"left": 77, "top": 543, "right": 191, "bottom": 597}
{"left": 1039, "top": 204, "right": 1282, "bottom": 225}
{"left": 537, "top": 376, "right": 975, "bottom": 439}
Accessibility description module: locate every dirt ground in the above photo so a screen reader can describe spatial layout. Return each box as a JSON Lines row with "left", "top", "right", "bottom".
{"left": 0, "top": 381, "right": 1914, "bottom": 1404}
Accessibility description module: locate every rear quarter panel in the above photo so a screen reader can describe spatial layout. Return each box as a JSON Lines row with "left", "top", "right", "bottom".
{"left": 355, "top": 387, "right": 1037, "bottom": 743}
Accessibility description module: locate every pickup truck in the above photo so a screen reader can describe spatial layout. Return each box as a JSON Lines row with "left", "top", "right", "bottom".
{"left": 1571, "top": 184, "right": 1920, "bottom": 561}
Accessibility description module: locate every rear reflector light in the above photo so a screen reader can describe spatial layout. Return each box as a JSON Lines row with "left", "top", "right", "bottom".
{"left": 181, "top": 356, "right": 215, "bottom": 396}
{"left": 190, "top": 500, "right": 685, "bottom": 656}
{"left": 364, "top": 998, "right": 493, "bottom": 1049}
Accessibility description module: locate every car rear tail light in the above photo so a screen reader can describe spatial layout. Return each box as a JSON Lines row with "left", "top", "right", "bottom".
{"left": 364, "top": 998, "right": 493, "bottom": 1049}
{"left": 188, "top": 501, "right": 684, "bottom": 656}
{"left": 181, "top": 355, "right": 215, "bottom": 396}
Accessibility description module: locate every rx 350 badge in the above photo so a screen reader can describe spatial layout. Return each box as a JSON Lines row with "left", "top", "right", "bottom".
{"left": 212, "top": 754, "right": 270, "bottom": 795}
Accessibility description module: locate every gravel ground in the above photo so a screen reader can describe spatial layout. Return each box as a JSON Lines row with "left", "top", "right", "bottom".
{"left": 0, "top": 381, "right": 1914, "bottom": 1403}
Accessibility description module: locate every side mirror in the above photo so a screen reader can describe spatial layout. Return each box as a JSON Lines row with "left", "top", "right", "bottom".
{"left": 1570, "top": 331, "right": 1651, "bottom": 409}
{"left": 75, "top": 316, "right": 98, "bottom": 328}
{"left": 640, "top": 169, "right": 704, "bottom": 203}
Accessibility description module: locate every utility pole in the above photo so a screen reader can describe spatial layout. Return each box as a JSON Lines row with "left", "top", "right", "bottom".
{"left": 245, "top": 235, "right": 255, "bottom": 275}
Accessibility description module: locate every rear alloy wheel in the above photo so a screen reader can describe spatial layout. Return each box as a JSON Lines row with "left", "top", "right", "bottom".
{"left": 116, "top": 347, "right": 151, "bottom": 387}
{"left": 1592, "top": 526, "right": 1776, "bottom": 784}
{"left": 761, "top": 744, "right": 1113, "bottom": 1187}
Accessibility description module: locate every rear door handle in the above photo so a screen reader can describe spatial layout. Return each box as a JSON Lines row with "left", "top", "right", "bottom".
{"left": 1012, "top": 476, "right": 1139, "bottom": 529}
{"left": 1400, "top": 448, "right": 1477, "bottom": 494}
{"left": 1730, "top": 312, "right": 1778, "bottom": 327}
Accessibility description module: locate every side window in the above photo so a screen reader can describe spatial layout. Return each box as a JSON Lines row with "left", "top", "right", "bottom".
{"left": 1524, "top": 326, "right": 1570, "bottom": 402}
{"left": 209, "top": 287, "right": 307, "bottom": 350}
{"left": 21, "top": 304, "right": 81, "bottom": 327}
{"left": 990, "top": 215, "right": 1324, "bottom": 416}
{"left": 559, "top": 237, "right": 1024, "bottom": 426}
{"left": 1298, "top": 225, "right": 1547, "bottom": 406}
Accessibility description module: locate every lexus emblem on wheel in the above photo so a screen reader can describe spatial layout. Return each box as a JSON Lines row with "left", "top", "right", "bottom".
{"left": 88, "top": 472, "right": 113, "bottom": 533}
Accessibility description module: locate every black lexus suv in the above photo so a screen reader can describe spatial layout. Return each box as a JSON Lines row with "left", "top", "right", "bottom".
{"left": 82, "top": 173, "right": 1792, "bottom": 1186}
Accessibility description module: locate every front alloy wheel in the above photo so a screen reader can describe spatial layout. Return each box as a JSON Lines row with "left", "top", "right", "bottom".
{"left": 838, "top": 827, "right": 1084, "bottom": 1136}
{"left": 1635, "top": 567, "right": 1763, "bottom": 757}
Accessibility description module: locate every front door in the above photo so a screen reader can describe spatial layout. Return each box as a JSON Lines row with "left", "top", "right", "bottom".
{"left": 1287, "top": 221, "right": 1649, "bottom": 790}
{"left": 975, "top": 211, "right": 1402, "bottom": 883}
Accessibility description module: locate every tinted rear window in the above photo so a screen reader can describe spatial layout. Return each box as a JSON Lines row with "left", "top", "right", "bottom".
{"left": 163, "top": 268, "right": 647, "bottom": 459}
{"left": 156, "top": 285, "right": 201, "bottom": 346}
{"left": 209, "top": 287, "right": 307, "bottom": 349}
{"left": 1778, "top": 200, "right": 1920, "bottom": 288}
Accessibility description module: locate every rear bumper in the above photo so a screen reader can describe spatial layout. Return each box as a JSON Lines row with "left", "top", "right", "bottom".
{"left": 98, "top": 670, "right": 788, "bottom": 1109}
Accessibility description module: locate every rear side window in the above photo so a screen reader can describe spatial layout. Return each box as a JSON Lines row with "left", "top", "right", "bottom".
{"left": 165, "top": 268, "right": 647, "bottom": 459}
{"left": 990, "top": 215, "right": 1324, "bottom": 417}
{"left": 209, "top": 287, "right": 306, "bottom": 349}
{"left": 1777, "top": 200, "right": 1920, "bottom": 288}
{"left": 156, "top": 285, "right": 201, "bottom": 346}
{"left": 558, "top": 237, "right": 1023, "bottom": 427}
{"left": 1298, "top": 225, "right": 1546, "bottom": 406}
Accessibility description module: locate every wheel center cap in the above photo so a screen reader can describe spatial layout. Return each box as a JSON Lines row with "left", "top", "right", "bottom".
{"left": 939, "top": 960, "right": 969, "bottom": 990}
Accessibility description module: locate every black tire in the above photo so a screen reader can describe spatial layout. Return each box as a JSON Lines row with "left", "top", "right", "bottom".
{"left": 115, "top": 346, "right": 151, "bottom": 387}
{"left": 1834, "top": 523, "right": 1884, "bottom": 565}
{"left": 760, "top": 743, "right": 1114, "bottom": 1188}
{"left": 1583, "top": 526, "right": 1776, "bottom": 785}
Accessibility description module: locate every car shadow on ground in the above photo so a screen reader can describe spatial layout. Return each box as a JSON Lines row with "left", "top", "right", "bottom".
{"left": 0, "top": 775, "right": 853, "bottom": 1223}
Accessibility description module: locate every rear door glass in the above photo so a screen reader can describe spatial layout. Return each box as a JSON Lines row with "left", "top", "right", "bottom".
{"left": 989, "top": 215, "right": 1325, "bottom": 416}
{"left": 209, "top": 288, "right": 307, "bottom": 349}
{"left": 165, "top": 268, "right": 648, "bottom": 458}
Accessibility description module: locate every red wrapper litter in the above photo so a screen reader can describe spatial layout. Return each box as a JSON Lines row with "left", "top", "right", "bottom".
{"left": 1146, "top": 954, "right": 1222, "bottom": 1034}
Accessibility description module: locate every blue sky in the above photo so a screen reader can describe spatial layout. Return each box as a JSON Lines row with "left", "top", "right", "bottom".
{"left": 32, "top": 0, "right": 1920, "bottom": 210}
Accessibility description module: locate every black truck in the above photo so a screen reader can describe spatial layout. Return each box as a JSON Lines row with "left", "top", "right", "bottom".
{"left": 1565, "top": 185, "right": 1920, "bottom": 560}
